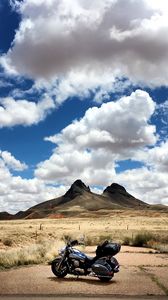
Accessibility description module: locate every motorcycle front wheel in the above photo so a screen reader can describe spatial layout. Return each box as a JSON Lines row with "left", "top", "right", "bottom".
{"left": 51, "top": 259, "right": 68, "bottom": 278}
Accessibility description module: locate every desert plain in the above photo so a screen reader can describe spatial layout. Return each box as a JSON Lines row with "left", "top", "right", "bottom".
{"left": 0, "top": 209, "right": 168, "bottom": 248}
{"left": 0, "top": 209, "right": 168, "bottom": 296}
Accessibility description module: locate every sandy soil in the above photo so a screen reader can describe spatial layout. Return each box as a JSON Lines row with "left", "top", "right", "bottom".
{"left": 0, "top": 246, "right": 167, "bottom": 296}
{"left": 0, "top": 214, "right": 168, "bottom": 296}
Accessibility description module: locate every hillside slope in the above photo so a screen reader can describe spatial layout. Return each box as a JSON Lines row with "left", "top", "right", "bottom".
{"left": 0, "top": 179, "right": 153, "bottom": 219}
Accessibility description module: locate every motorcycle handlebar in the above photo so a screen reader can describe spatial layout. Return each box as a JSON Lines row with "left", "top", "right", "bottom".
{"left": 67, "top": 239, "right": 85, "bottom": 247}
{"left": 69, "top": 239, "right": 79, "bottom": 246}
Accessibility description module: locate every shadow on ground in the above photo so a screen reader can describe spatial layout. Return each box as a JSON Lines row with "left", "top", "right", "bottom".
{"left": 48, "top": 276, "right": 117, "bottom": 286}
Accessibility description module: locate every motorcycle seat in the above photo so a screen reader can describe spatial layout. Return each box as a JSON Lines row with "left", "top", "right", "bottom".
{"left": 85, "top": 255, "right": 96, "bottom": 263}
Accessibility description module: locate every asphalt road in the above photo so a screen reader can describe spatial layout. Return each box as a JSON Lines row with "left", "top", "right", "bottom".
{"left": 0, "top": 247, "right": 168, "bottom": 297}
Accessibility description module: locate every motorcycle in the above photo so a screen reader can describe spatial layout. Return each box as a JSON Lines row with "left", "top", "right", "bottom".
{"left": 49, "top": 239, "right": 120, "bottom": 282}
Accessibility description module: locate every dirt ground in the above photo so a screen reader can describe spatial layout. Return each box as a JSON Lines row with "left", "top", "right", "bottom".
{"left": 0, "top": 214, "right": 168, "bottom": 297}
{"left": 0, "top": 245, "right": 167, "bottom": 296}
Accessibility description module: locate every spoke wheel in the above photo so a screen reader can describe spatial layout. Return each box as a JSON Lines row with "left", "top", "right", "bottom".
{"left": 51, "top": 260, "right": 68, "bottom": 278}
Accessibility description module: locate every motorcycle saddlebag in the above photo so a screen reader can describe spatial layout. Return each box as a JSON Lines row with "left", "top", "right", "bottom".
{"left": 96, "top": 240, "right": 121, "bottom": 257}
{"left": 92, "top": 258, "right": 113, "bottom": 277}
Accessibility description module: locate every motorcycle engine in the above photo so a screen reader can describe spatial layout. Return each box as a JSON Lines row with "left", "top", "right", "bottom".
{"left": 72, "top": 259, "right": 80, "bottom": 268}
{"left": 71, "top": 259, "right": 85, "bottom": 275}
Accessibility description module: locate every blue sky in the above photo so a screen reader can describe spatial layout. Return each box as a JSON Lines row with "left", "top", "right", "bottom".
{"left": 0, "top": 0, "right": 168, "bottom": 213}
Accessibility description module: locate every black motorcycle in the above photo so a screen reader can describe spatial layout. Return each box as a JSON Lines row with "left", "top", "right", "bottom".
{"left": 49, "top": 239, "right": 120, "bottom": 282}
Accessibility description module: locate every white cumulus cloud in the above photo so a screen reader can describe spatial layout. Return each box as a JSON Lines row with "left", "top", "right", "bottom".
{"left": 0, "top": 95, "right": 55, "bottom": 127}
{"left": 146, "top": 141, "right": 168, "bottom": 172}
{"left": 0, "top": 0, "right": 168, "bottom": 211}
{"left": 2, "top": 0, "right": 168, "bottom": 90}
{"left": 114, "top": 167, "right": 168, "bottom": 205}
{"left": 0, "top": 155, "right": 67, "bottom": 213}
{"left": 0, "top": 150, "right": 27, "bottom": 171}
{"left": 35, "top": 90, "right": 156, "bottom": 185}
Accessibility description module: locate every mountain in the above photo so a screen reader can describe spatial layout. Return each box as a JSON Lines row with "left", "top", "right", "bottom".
{"left": 0, "top": 212, "right": 14, "bottom": 220}
{"left": 0, "top": 179, "right": 166, "bottom": 220}
{"left": 103, "top": 183, "right": 147, "bottom": 208}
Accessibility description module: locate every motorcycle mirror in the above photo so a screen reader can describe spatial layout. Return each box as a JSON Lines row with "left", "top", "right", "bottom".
{"left": 70, "top": 240, "right": 78, "bottom": 246}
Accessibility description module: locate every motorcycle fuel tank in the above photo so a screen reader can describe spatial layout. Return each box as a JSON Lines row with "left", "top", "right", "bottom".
{"left": 69, "top": 249, "right": 87, "bottom": 261}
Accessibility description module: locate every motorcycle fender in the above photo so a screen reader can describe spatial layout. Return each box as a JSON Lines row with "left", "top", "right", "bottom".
{"left": 48, "top": 256, "right": 62, "bottom": 265}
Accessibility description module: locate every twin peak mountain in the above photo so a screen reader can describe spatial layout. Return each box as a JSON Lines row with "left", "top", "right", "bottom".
{"left": 0, "top": 180, "right": 150, "bottom": 220}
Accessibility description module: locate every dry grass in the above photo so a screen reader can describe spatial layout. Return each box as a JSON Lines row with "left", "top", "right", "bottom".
{"left": 123, "top": 232, "right": 168, "bottom": 253}
{"left": 0, "top": 239, "right": 64, "bottom": 269}
{"left": 0, "top": 209, "right": 167, "bottom": 268}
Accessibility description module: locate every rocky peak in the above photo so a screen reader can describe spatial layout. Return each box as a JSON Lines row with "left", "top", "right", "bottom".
{"left": 103, "top": 183, "right": 127, "bottom": 195}
{"left": 64, "top": 179, "right": 90, "bottom": 199}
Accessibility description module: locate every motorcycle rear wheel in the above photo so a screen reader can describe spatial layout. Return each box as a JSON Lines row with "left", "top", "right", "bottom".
{"left": 51, "top": 260, "right": 68, "bottom": 278}
{"left": 98, "top": 276, "right": 112, "bottom": 282}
